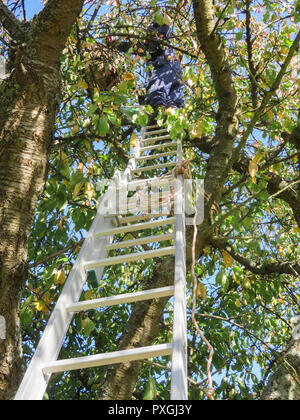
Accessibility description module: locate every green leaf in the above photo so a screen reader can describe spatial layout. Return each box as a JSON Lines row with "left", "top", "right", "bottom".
{"left": 153, "top": 11, "right": 164, "bottom": 26}
{"left": 82, "top": 317, "right": 96, "bottom": 337}
{"left": 134, "top": 112, "right": 148, "bottom": 127}
{"left": 243, "top": 217, "right": 253, "bottom": 230}
{"left": 97, "top": 115, "right": 110, "bottom": 136}
{"left": 143, "top": 377, "right": 157, "bottom": 400}
{"left": 236, "top": 31, "right": 243, "bottom": 40}
{"left": 20, "top": 296, "right": 34, "bottom": 325}
{"left": 87, "top": 102, "right": 98, "bottom": 116}
{"left": 216, "top": 270, "right": 229, "bottom": 291}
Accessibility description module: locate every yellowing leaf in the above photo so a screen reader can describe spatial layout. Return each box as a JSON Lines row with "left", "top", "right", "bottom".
{"left": 34, "top": 300, "right": 48, "bottom": 313}
{"left": 78, "top": 80, "right": 88, "bottom": 90}
{"left": 84, "top": 182, "right": 95, "bottom": 199}
{"left": 72, "top": 182, "right": 83, "bottom": 199}
{"left": 232, "top": 272, "right": 239, "bottom": 284}
{"left": 191, "top": 121, "right": 203, "bottom": 138}
{"left": 43, "top": 292, "right": 51, "bottom": 306}
{"left": 267, "top": 109, "right": 274, "bottom": 120}
{"left": 162, "top": 15, "right": 172, "bottom": 26}
{"left": 253, "top": 151, "right": 266, "bottom": 164}
{"left": 235, "top": 298, "right": 241, "bottom": 308}
{"left": 34, "top": 301, "right": 44, "bottom": 312}
{"left": 60, "top": 151, "right": 68, "bottom": 163}
{"left": 54, "top": 269, "right": 66, "bottom": 286}
{"left": 123, "top": 72, "right": 135, "bottom": 81}
{"left": 87, "top": 163, "right": 94, "bottom": 176}
{"left": 196, "top": 283, "right": 207, "bottom": 300}
{"left": 63, "top": 179, "right": 70, "bottom": 189}
{"left": 77, "top": 162, "right": 85, "bottom": 173}
{"left": 249, "top": 160, "right": 258, "bottom": 184}
{"left": 130, "top": 132, "right": 139, "bottom": 148}
{"left": 222, "top": 250, "right": 233, "bottom": 268}
{"left": 84, "top": 290, "right": 94, "bottom": 300}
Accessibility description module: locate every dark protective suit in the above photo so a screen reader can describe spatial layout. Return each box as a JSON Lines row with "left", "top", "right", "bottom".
{"left": 118, "top": 23, "right": 184, "bottom": 109}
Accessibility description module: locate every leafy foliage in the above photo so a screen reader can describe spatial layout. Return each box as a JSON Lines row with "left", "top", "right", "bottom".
{"left": 6, "top": 0, "right": 298, "bottom": 400}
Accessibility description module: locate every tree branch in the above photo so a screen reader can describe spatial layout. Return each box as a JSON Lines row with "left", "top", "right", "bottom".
{"left": 210, "top": 236, "right": 300, "bottom": 276}
{"left": 245, "top": 0, "right": 258, "bottom": 108}
{"left": 30, "top": 0, "right": 85, "bottom": 65}
{"left": 229, "top": 29, "right": 300, "bottom": 168}
{"left": 0, "top": 0, "right": 25, "bottom": 40}
{"left": 27, "top": 239, "right": 84, "bottom": 269}
{"left": 192, "top": 0, "right": 239, "bottom": 214}
{"left": 188, "top": 133, "right": 300, "bottom": 228}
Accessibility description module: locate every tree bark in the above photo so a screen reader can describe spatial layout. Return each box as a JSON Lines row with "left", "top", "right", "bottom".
{"left": 262, "top": 318, "right": 300, "bottom": 400}
{"left": 0, "top": 0, "right": 84, "bottom": 400}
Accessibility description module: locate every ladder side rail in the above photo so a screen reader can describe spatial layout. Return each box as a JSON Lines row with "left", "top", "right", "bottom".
{"left": 117, "top": 127, "right": 142, "bottom": 214}
{"left": 14, "top": 172, "right": 122, "bottom": 400}
{"left": 170, "top": 139, "right": 188, "bottom": 400}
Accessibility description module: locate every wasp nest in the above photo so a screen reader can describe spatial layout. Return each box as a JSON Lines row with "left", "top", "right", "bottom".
{"left": 83, "top": 43, "right": 124, "bottom": 91}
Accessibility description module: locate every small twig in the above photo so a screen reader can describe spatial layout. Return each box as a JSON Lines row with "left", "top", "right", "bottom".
{"left": 27, "top": 239, "right": 84, "bottom": 269}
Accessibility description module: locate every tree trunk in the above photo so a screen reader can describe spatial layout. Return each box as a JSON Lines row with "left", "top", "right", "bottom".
{"left": 262, "top": 319, "right": 300, "bottom": 400}
{"left": 0, "top": 0, "right": 84, "bottom": 400}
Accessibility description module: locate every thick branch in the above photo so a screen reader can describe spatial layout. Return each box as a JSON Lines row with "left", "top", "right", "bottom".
{"left": 210, "top": 236, "right": 300, "bottom": 276}
{"left": 0, "top": 0, "right": 25, "bottom": 40}
{"left": 262, "top": 321, "right": 300, "bottom": 400}
{"left": 245, "top": 0, "right": 258, "bottom": 108}
{"left": 192, "top": 0, "right": 238, "bottom": 112}
{"left": 30, "top": 0, "right": 85, "bottom": 66}
{"left": 192, "top": 0, "right": 239, "bottom": 212}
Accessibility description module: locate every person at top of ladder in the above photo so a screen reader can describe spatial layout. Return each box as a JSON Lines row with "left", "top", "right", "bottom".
{"left": 107, "top": 22, "right": 185, "bottom": 114}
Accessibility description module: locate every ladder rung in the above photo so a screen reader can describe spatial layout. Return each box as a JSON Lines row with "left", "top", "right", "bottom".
{"left": 42, "top": 343, "right": 173, "bottom": 374}
{"left": 140, "top": 142, "right": 176, "bottom": 152}
{"left": 142, "top": 134, "right": 171, "bottom": 144}
{"left": 107, "top": 200, "right": 172, "bottom": 215}
{"left": 126, "top": 175, "right": 173, "bottom": 190}
{"left": 125, "top": 191, "right": 173, "bottom": 206}
{"left": 84, "top": 246, "right": 175, "bottom": 269}
{"left": 106, "top": 233, "right": 174, "bottom": 250}
{"left": 145, "top": 128, "right": 168, "bottom": 137}
{"left": 96, "top": 216, "right": 175, "bottom": 237}
{"left": 137, "top": 151, "right": 177, "bottom": 161}
{"left": 67, "top": 285, "right": 175, "bottom": 312}
{"left": 120, "top": 213, "right": 170, "bottom": 224}
{"left": 145, "top": 124, "right": 159, "bottom": 130}
{"left": 116, "top": 205, "right": 171, "bottom": 215}
{"left": 132, "top": 162, "right": 176, "bottom": 173}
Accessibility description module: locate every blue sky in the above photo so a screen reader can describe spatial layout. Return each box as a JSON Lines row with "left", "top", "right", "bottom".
{"left": 24, "top": 1, "right": 44, "bottom": 20}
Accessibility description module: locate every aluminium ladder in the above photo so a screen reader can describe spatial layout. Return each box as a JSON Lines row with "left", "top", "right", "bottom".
{"left": 15, "top": 123, "right": 187, "bottom": 400}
